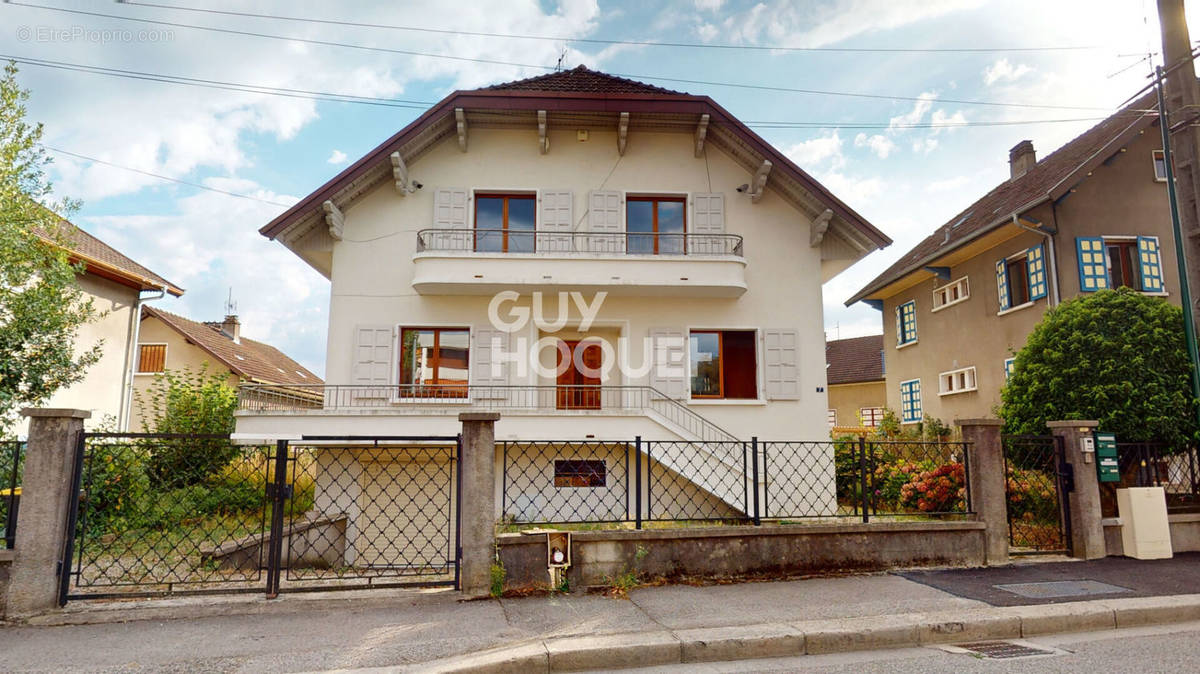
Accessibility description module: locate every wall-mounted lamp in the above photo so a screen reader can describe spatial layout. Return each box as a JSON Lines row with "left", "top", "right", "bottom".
{"left": 736, "top": 183, "right": 749, "bottom": 193}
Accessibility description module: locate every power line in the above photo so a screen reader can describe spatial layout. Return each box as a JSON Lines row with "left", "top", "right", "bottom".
{"left": 7, "top": 1, "right": 1116, "bottom": 112}
{"left": 3, "top": 53, "right": 1138, "bottom": 130}
{"left": 43, "top": 146, "right": 294, "bottom": 207}
{"left": 118, "top": 0, "right": 1103, "bottom": 55}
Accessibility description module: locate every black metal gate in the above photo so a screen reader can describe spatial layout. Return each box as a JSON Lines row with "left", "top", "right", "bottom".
{"left": 1002, "top": 435, "right": 1072, "bottom": 554}
{"left": 60, "top": 433, "right": 460, "bottom": 604}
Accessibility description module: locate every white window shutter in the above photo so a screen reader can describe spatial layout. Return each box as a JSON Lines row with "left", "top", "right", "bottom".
{"left": 351, "top": 325, "right": 393, "bottom": 403}
{"left": 588, "top": 190, "right": 623, "bottom": 253}
{"left": 649, "top": 329, "right": 686, "bottom": 399}
{"left": 471, "top": 328, "right": 509, "bottom": 398}
{"left": 539, "top": 190, "right": 573, "bottom": 252}
{"left": 764, "top": 329, "right": 800, "bottom": 400}
{"left": 432, "top": 188, "right": 469, "bottom": 249}
{"left": 690, "top": 193, "right": 725, "bottom": 254}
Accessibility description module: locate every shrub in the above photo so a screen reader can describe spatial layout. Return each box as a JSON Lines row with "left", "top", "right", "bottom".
{"left": 872, "top": 459, "right": 935, "bottom": 509}
{"left": 136, "top": 366, "right": 238, "bottom": 487}
{"left": 899, "top": 463, "right": 966, "bottom": 512}
{"left": 82, "top": 439, "right": 150, "bottom": 536}
{"left": 1005, "top": 467, "right": 1059, "bottom": 523}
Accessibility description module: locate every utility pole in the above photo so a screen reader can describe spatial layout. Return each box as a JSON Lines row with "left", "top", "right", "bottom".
{"left": 1158, "top": 0, "right": 1200, "bottom": 326}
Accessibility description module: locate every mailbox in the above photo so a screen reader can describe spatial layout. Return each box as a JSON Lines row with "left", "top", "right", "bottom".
{"left": 1095, "top": 432, "right": 1119, "bottom": 483}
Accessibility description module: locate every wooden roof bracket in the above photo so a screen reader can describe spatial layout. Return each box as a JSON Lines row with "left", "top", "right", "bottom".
{"left": 694, "top": 113, "right": 709, "bottom": 157}
{"left": 617, "top": 112, "right": 629, "bottom": 156}
{"left": 748, "top": 160, "right": 772, "bottom": 203}
{"left": 538, "top": 110, "right": 549, "bottom": 154}
{"left": 455, "top": 108, "right": 468, "bottom": 152}
{"left": 809, "top": 208, "right": 833, "bottom": 247}
{"left": 924, "top": 266, "right": 952, "bottom": 280}
{"left": 322, "top": 200, "right": 344, "bottom": 241}
{"left": 390, "top": 152, "right": 408, "bottom": 195}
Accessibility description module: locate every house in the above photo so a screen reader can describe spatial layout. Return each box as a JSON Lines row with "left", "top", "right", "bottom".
{"left": 846, "top": 90, "right": 1179, "bottom": 423}
{"left": 233, "top": 66, "right": 891, "bottom": 538}
{"left": 131, "top": 306, "right": 322, "bottom": 430}
{"left": 825, "top": 335, "right": 886, "bottom": 429}
{"left": 27, "top": 220, "right": 183, "bottom": 432}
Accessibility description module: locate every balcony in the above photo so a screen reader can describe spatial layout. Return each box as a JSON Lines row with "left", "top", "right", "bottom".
{"left": 411, "top": 230, "right": 747, "bottom": 297}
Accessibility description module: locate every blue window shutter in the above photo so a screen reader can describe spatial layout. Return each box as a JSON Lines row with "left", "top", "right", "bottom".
{"left": 995, "top": 259, "right": 1010, "bottom": 310}
{"left": 1027, "top": 245, "right": 1047, "bottom": 300}
{"left": 1076, "top": 237, "right": 1108, "bottom": 292}
{"left": 894, "top": 305, "right": 902, "bottom": 346}
{"left": 900, "top": 379, "right": 922, "bottom": 423}
{"left": 896, "top": 301, "right": 917, "bottom": 344}
{"left": 1138, "top": 236, "right": 1164, "bottom": 292}
{"left": 1004, "top": 357, "right": 1016, "bottom": 381}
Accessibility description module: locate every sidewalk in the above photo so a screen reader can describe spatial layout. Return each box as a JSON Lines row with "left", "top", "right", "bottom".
{"left": 0, "top": 555, "right": 1197, "bottom": 673}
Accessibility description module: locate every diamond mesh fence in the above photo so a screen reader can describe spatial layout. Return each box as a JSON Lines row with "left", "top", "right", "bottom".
{"left": 1100, "top": 442, "right": 1200, "bottom": 516}
{"left": 1002, "top": 435, "right": 1068, "bottom": 552}
{"left": 501, "top": 441, "right": 630, "bottom": 524}
{"left": 645, "top": 440, "right": 751, "bottom": 522}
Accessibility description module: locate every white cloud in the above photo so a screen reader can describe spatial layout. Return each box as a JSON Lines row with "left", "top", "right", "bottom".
{"left": 814, "top": 171, "right": 884, "bottom": 207}
{"left": 696, "top": 23, "right": 719, "bottom": 41}
{"left": 694, "top": 0, "right": 725, "bottom": 11}
{"left": 784, "top": 132, "right": 845, "bottom": 169}
{"left": 925, "top": 176, "right": 971, "bottom": 193}
{"left": 326, "top": 149, "right": 348, "bottom": 165}
{"left": 930, "top": 109, "right": 967, "bottom": 132}
{"left": 912, "top": 138, "right": 939, "bottom": 154}
{"left": 854, "top": 133, "right": 897, "bottom": 158}
{"left": 888, "top": 92, "right": 937, "bottom": 130}
{"left": 983, "top": 58, "right": 1033, "bottom": 86}
{"left": 715, "top": 0, "right": 983, "bottom": 49}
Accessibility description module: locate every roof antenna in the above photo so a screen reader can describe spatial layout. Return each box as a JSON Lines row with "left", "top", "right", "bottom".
{"left": 224, "top": 287, "right": 238, "bottom": 317}
{"left": 555, "top": 46, "right": 568, "bottom": 72}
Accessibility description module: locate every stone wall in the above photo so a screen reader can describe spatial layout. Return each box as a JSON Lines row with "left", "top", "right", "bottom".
{"left": 1102, "top": 513, "right": 1200, "bottom": 556}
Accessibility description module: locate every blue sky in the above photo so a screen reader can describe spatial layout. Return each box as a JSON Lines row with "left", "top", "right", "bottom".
{"left": 1, "top": 0, "right": 1193, "bottom": 377}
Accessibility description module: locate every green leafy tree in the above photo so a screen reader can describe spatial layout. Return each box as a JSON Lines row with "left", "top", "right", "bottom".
{"left": 0, "top": 62, "right": 99, "bottom": 430}
{"left": 1001, "top": 288, "right": 1199, "bottom": 446}
{"left": 135, "top": 365, "right": 237, "bottom": 487}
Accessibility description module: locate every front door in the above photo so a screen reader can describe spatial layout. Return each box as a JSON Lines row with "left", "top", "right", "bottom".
{"left": 556, "top": 340, "right": 602, "bottom": 410}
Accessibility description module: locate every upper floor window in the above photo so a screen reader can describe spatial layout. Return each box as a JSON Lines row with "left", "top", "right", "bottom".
{"left": 689, "top": 330, "right": 757, "bottom": 399}
{"left": 1106, "top": 239, "right": 1140, "bottom": 289}
{"left": 399, "top": 327, "right": 469, "bottom": 398}
{"left": 627, "top": 196, "right": 685, "bottom": 255}
{"left": 938, "top": 366, "right": 977, "bottom": 396}
{"left": 1153, "top": 149, "right": 1168, "bottom": 182}
{"left": 137, "top": 344, "right": 166, "bottom": 373}
{"left": 896, "top": 300, "right": 917, "bottom": 346}
{"left": 932, "top": 277, "right": 969, "bottom": 311}
{"left": 996, "top": 245, "right": 1047, "bottom": 312}
{"left": 1076, "top": 236, "right": 1164, "bottom": 294}
{"left": 1004, "top": 357, "right": 1016, "bottom": 381}
{"left": 475, "top": 194, "right": 535, "bottom": 253}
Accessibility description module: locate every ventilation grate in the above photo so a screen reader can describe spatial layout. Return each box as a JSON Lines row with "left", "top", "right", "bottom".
{"left": 957, "top": 641, "right": 1055, "bottom": 659}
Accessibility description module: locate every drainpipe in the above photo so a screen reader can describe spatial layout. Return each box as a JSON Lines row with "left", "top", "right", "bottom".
{"left": 1012, "top": 213, "right": 1061, "bottom": 307}
{"left": 119, "top": 286, "right": 166, "bottom": 431}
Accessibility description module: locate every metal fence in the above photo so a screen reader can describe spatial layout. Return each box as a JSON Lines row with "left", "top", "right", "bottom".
{"left": 415, "top": 229, "right": 745, "bottom": 256}
{"left": 1, "top": 440, "right": 23, "bottom": 549}
{"left": 1100, "top": 442, "right": 1200, "bottom": 517}
{"left": 499, "top": 437, "right": 972, "bottom": 527}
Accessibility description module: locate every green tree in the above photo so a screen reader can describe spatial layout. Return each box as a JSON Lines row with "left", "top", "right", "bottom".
{"left": 0, "top": 62, "right": 99, "bottom": 430}
{"left": 1001, "top": 287, "right": 1199, "bottom": 446}
{"left": 135, "top": 365, "right": 237, "bottom": 487}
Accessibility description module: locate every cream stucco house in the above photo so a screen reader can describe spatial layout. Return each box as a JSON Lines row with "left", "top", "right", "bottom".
{"left": 234, "top": 67, "right": 890, "bottom": 530}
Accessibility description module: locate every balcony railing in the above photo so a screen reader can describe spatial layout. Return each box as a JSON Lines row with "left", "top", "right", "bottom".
{"left": 238, "top": 384, "right": 739, "bottom": 444}
{"left": 415, "top": 229, "right": 744, "bottom": 257}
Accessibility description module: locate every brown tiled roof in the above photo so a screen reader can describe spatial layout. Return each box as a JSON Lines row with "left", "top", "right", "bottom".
{"left": 143, "top": 305, "right": 321, "bottom": 386}
{"left": 826, "top": 335, "right": 884, "bottom": 385}
{"left": 484, "top": 65, "right": 685, "bottom": 95}
{"left": 35, "top": 219, "right": 184, "bottom": 296}
{"left": 847, "top": 91, "right": 1159, "bottom": 305}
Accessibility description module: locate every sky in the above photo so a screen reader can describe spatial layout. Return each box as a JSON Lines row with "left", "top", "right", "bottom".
{"left": 1, "top": 0, "right": 1195, "bottom": 377}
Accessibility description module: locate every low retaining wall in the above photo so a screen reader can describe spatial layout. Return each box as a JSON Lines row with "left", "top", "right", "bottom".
{"left": 1103, "top": 513, "right": 1200, "bottom": 556}
{"left": 0, "top": 549, "right": 11, "bottom": 619}
{"left": 497, "top": 520, "right": 987, "bottom": 590}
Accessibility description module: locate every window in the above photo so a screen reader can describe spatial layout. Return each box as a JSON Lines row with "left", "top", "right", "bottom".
{"left": 860, "top": 407, "right": 885, "bottom": 427}
{"left": 627, "top": 196, "right": 686, "bottom": 255}
{"left": 896, "top": 301, "right": 917, "bottom": 346}
{"left": 1106, "top": 240, "right": 1140, "bottom": 289}
{"left": 474, "top": 194, "right": 535, "bottom": 253}
{"left": 1005, "top": 256, "right": 1029, "bottom": 306}
{"left": 1004, "top": 357, "right": 1016, "bottom": 381}
{"left": 996, "top": 245, "right": 1046, "bottom": 312}
{"left": 932, "top": 277, "right": 969, "bottom": 311}
{"left": 689, "top": 330, "right": 757, "bottom": 399}
{"left": 1076, "top": 236, "right": 1165, "bottom": 293}
{"left": 136, "top": 344, "right": 166, "bottom": 373}
{"left": 399, "top": 328, "right": 469, "bottom": 397}
{"left": 899, "top": 379, "right": 921, "bottom": 424}
{"left": 827, "top": 409, "right": 837, "bottom": 428}
{"left": 938, "top": 366, "right": 977, "bottom": 395}
{"left": 554, "top": 459, "right": 606, "bottom": 488}
{"left": 1153, "top": 149, "right": 1168, "bottom": 182}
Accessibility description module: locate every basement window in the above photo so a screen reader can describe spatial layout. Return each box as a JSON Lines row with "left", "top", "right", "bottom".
{"left": 554, "top": 460, "right": 606, "bottom": 488}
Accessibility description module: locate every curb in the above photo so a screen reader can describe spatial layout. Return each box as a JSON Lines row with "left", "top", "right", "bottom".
{"left": 405, "top": 594, "right": 1200, "bottom": 673}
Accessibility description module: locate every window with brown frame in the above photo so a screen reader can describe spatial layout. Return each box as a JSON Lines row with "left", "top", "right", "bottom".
{"left": 474, "top": 194, "right": 535, "bottom": 253}
{"left": 1005, "top": 256, "right": 1030, "bottom": 306}
{"left": 1106, "top": 240, "right": 1140, "bottom": 289}
{"left": 399, "top": 328, "right": 470, "bottom": 398}
{"left": 554, "top": 459, "right": 606, "bottom": 488}
{"left": 626, "top": 196, "right": 686, "bottom": 255}
{"left": 137, "top": 344, "right": 166, "bottom": 373}
{"left": 689, "top": 330, "right": 757, "bottom": 399}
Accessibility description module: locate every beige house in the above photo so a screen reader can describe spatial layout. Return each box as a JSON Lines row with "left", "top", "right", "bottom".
{"left": 826, "top": 335, "right": 886, "bottom": 429}
{"left": 131, "top": 306, "right": 322, "bottom": 430}
{"left": 234, "top": 67, "right": 891, "bottom": 529}
{"left": 847, "top": 90, "right": 1179, "bottom": 424}
{"left": 28, "top": 221, "right": 183, "bottom": 433}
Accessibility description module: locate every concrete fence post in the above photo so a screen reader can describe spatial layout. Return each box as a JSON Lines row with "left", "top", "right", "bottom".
{"left": 6, "top": 409, "right": 89, "bottom": 617}
{"left": 955, "top": 418, "right": 1008, "bottom": 565}
{"left": 1048, "top": 420, "right": 1105, "bottom": 559}
{"left": 458, "top": 412, "right": 499, "bottom": 597}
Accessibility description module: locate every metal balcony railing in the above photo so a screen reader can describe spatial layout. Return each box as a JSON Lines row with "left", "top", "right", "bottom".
{"left": 415, "top": 229, "right": 744, "bottom": 257}
{"left": 237, "top": 384, "right": 739, "bottom": 444}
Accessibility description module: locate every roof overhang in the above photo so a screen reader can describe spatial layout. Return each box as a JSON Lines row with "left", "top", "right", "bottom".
{"left": 56, "top": 243, "right": 184, "bottom": 296}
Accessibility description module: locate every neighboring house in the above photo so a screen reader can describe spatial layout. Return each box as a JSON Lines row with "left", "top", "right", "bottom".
{"left": 131, "top": 306, "right": 322, "bottom": 430}
{"left": 28, "top": 221, "right": 183, "bottom": 432}
{"left": 825, "top": 335, "right": 886, "bottom": 429}
{"left": 234, "top": 66, "right": 891, "bottom": 536}
{"left": 846, "top": 90, "right": 1179, "bottom": 423}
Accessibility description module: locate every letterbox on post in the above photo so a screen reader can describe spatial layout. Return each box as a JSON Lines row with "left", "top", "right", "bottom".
{"left": 1095, "top": 432, "right": 1119, "bottom": 483}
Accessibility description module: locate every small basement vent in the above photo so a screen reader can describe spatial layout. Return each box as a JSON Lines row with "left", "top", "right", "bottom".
{"left": 956, "top": 641, "right": 1054, "bottom": 659}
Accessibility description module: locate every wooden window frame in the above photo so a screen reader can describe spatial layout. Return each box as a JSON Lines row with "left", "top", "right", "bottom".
{"left": 626, "top": 195, "right": 687, "bottom": 255}
{"left": 1105, "top": 239, "right": 1140, "bottom": 289}
{"left": 136, "top": 343, "right": 168, "bottom": 374}
{"left": 860, "top": 407, "right": 885, "bottom": 427}
{"left": 689, "top": 329, "right": 757, "bottom": 400}
{"left": 1005, "top": 255, "right": 1030, "bottom": 307}
{"left": 1153, "top": 149, "right": 1168, "bottom": 182}
{"left": 554, "top": 459, "right": 607, "bottom": 488}
{"left": 399, "top": 327, "right": 470, "bottom": 398}
{"left": 473, "top": 193, "right": 536, "bottom": 253}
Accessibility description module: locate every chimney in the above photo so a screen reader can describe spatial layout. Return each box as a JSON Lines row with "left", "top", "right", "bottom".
{"left": 220, "top": 315, "right": 241, "bottom": 343}
{"left": 1009, "top": 140, "right": 1036, "bottom": 179}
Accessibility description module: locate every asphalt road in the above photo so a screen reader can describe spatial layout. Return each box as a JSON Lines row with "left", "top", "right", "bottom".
{"left": 615, "top": 619, "right": 1200, "bottom": 673}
